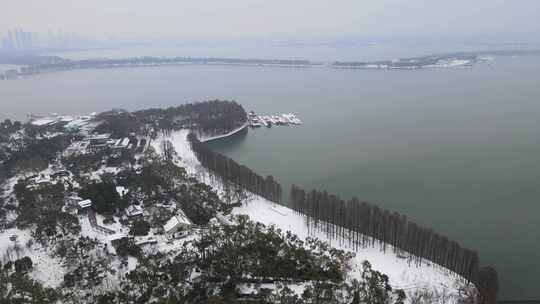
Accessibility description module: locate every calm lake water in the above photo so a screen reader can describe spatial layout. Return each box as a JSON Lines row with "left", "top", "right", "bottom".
{"left": 1, "top": 54, "right": 539, "bottom": 300}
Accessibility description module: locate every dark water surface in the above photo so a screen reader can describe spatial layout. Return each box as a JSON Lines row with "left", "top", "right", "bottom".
{"left": 1, "top": 57, "right": 539, "bottom": 299}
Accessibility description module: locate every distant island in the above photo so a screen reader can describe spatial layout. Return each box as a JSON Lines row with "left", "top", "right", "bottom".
{"left": 1, "top": 49, "right": 540, "bottom": 80}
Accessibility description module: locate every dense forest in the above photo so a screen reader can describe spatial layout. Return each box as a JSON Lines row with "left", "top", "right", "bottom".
{"left": 188, "top": 133, "right": 282, "bottom": 203}
{"left": 289, "top": 185, "right": 499, "bottom": 303}
{"left": 0, "top": 120, "right": 72, "bottom": 179}
{"left": 74, "top": 216, "right": 404, "bottom": 304}
{"left": 91, "top": 100, "right": 247, "bottom": 140}
{"left": 135, "top": 100, "right": 247, "bottom": 137}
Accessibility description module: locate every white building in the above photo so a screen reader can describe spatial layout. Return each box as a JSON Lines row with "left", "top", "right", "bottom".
{"left": 88, "top": 134, "right": 112, "bottom": 147}
{"left": 78, "top": 199, "right": 93, "bottom": 209}
{"left": 126, "top": 205, "right": 144, "bottom": 217}
{"left": 116, "top": 186, "right": 129, "bottom": 198}
{"left": 163, "top": 210, "right": 192, "bottom": 235}
{"left": 114, "top": 138, "right": 131, "bottom": 149}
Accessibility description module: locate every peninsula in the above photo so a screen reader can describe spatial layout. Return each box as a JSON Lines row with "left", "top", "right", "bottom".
{"left": 0, "top": 100, "right": 498, "bottom": 303}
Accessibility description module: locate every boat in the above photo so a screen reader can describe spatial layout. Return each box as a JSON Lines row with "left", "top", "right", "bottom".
{"left": 282, "top": 113, "right": 302, "bottom": 125}
{"left": 248, "top": 112, "right": 302, "bottom": 128}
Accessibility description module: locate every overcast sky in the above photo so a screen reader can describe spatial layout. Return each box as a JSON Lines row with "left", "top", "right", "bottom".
{"left": 1, "top": 0, "right": 539, "bottom": 41}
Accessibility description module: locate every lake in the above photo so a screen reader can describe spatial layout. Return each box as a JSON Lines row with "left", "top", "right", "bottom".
{"left": 1, "top": 54, "right": 539, "bottom": 300}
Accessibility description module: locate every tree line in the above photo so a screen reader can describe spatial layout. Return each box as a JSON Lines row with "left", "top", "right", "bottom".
{"left": 289, "top": 185, "right": 498, "bottom": 304}
{"left": 188, "top": 133, "right": 282, "bottom": 203}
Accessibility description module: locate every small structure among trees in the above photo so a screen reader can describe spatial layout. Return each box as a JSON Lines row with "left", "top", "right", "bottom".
{"left": 77, "top": 199, "right": 93, "bottom": 211}
{"left": 163, "top": 210, "right": 192, "bottom": 236}
{"left": 125, "top": 205, "right": 144, "bottom": 217}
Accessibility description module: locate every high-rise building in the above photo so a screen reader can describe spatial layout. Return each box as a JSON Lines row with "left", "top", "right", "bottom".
{"left": 0, "top": 28, "right": 35, "bottom": 50}
{"left": 7, "top": 30, "right": 15, "bottom": 49}
{"left": 2, "top": 27, "right": 100, "bottom": 51}
{"left": 15, "top": 29, "right": 22, "bottom": 49}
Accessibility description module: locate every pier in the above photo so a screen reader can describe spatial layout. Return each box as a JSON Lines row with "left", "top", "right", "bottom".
{"left": 248, "top": 111, "right": 303, "bottom": 128}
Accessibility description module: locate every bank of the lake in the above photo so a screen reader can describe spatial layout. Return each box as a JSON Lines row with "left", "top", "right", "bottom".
{"left": 1, "top": 56, "right": 539, "bottom": 300}
{"left": 204, "top": 57, "right": 540, "bottom": 301}
{"left": 200, "top": 123, "right": 249, "bottom": 143}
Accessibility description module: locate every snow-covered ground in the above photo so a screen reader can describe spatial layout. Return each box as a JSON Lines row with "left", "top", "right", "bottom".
{"left": 152, "top": 130, "right": 200, "bottom": 177}
{"left": 232, "top": 199, "right": 465, "bottom": 297}
{"left": 154, "top": 129, "right": 472, "bottom": 303}
{"left": 0, "top": 126, "right": 471, "bottom": 301}
{"left": 0, "top": 228, "right": 65, "bottom": 287}
{"left": 79, "top": 213, "right": 125, "bottom": 244}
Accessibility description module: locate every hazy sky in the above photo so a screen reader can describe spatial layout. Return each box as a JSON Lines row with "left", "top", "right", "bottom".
{"left": 1, "top": 0, "right": 539, "bottom": 41}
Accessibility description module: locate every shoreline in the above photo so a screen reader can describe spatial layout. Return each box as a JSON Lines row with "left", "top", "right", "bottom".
{"left": 199, "top": 122, "right": 248, "bottom": 143}
{"left": 153, "top": 129, "right": 475, "bottom": 303}
{"left": 5, "top": 49, "right": 535, "bottom": 80}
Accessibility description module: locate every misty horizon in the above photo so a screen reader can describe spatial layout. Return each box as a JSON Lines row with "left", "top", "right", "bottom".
{"left": 1, "top": 0, "right": 539, "bottom": 43}
{"left": 1, "top": 1, "right": 540, "bottom": 303}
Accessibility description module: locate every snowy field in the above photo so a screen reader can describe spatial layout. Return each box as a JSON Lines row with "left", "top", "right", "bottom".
{"left": 0, "top": 228, "right": 65, "bottom": 287}
{"left": 154, "top": 130, "right": 473, "bottom": 303}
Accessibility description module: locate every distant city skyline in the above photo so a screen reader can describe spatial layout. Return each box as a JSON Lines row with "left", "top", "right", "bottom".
{"left": 1, "top": 0, "right": 539, "bottom": 43}
{"left": 1, "top": 26, "right": 539, "bottom": 53}
{"left": 0, "top": 27, "right": 140, "bottom": 51}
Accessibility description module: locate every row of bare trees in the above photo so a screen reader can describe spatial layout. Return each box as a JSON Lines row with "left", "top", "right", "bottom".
{"left": 188, "top": 133, "right": 282, "bottom": 202}
{"left": 289, "top": 185, "right": 498, "bottom": 298}
{"left": 186, "top": 131, "right": 497, "bottom": 304}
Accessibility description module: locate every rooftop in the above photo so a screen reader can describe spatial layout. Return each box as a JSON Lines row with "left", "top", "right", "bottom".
{"left": 78, "top": 199, "right": 92, "bottom": 209}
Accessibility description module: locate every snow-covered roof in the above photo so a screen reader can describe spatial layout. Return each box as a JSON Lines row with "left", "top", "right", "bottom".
{"left": 64, "top": 116, "right": 91, "bottom": 130}
{"left": 163, "top": 210, "right": 192, "bottom": 233}
{"left": 163, "top": 216, "right": 180, "bottom": 233}
{"left": 120, "top": 138, "right": 130, "bottom": 146}
{"left": 31, "top": 117, "right": 57, "bottom": 126}
{"left": 51, "top": 170, "right": 70, "bottom": 178}
{"left": 176, "top": 209, "right": 192, "bottom": 226}
{"left": 107, "top": 233, "right": 125, "bottom": 242}
{"left": 116, "top": 186, "right": 128, "bottom": 197}
{"left": 59, "top": 116, "right": 74, "bottom": 122}
{"left": 89, "top": 133, "right": 111, "bottom": 140}
{"left": 126, "top": 205, "right": 143, "bottom": 217}
{"left": 35, "top": 178, "right": 49, "bottom": 184}
{"left": 113, "top": 137, "right": 130, "bottom": 148}
{"left": 135, "top": 237, "right": 157, "bottom": 246}
{"left": 78, "top": 199, "right": 92, "bottom": 208}
{"left": 215, "top": 214, "right": 232, "bottom": 225}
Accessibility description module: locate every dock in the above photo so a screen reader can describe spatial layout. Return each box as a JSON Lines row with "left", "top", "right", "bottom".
{"left": 248, "top": 112, "right": 303, "bottom": 128}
